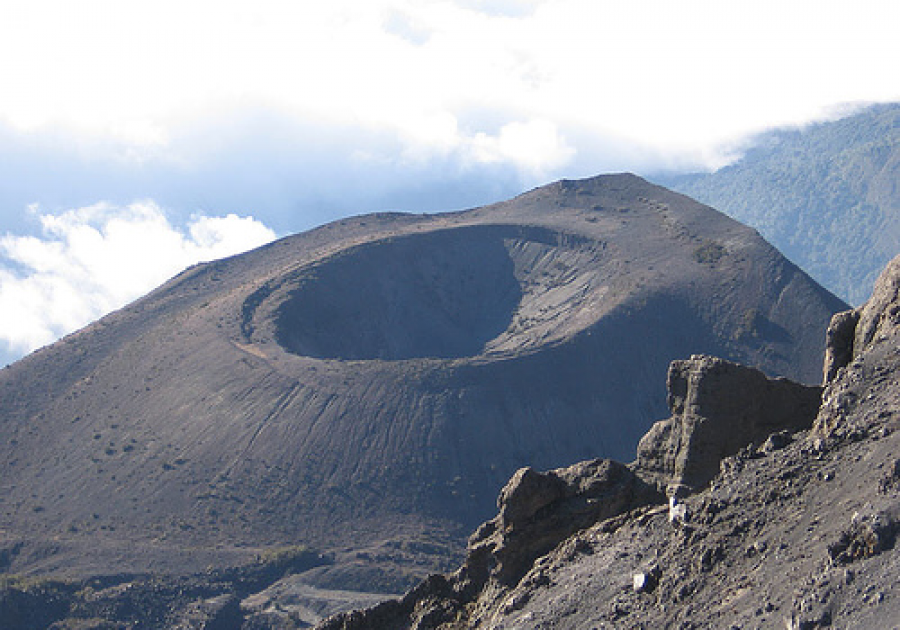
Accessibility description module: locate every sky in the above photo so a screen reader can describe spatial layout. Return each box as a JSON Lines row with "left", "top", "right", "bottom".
{"left": 1, "top": 0, "right": 899, "bottom": 365}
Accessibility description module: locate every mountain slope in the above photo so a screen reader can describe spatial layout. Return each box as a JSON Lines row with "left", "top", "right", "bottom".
{"left": 656, "top": 102, "right": 900, "bottom": 305}
{"left": 0, "top": 174, "right": 844, "bottom": 590}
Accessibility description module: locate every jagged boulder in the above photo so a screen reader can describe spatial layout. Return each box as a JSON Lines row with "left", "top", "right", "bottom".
{"left": 495, "top": 467, "right": 566, "bottom": 529}
{"left": 823, "top": 254, "right": 900, "bottom": 385}
{"left": 635, "top": 355, "right": 822, "bottom": 492}
{"left": 465, "top": 459, "right": 662, "bottom": 589}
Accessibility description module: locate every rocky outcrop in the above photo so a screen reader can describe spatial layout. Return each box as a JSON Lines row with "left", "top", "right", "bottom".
{"left": 635, "top": 355, "right": 822, "bottom": 493}
{"left": 822, "top": 254, "right": 900, "bottom": 386}
{"left": 463, "top": 459, "right": 662, "bottom": 588}
{"left": 822, "top": 309, "right": 860, "bottom": 384}
{"left": 816, "top": 253, "right": 900, "bottom": 437}
{"left": 854, "top": 254, "right": 900, "bottom": 353}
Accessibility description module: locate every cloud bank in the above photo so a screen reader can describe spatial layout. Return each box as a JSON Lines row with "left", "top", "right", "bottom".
{"left": 1, "top": 0, "right": 897, "bottom": 229}
{"left": 2, "top": 0, "right": 898, "bottom": 172}
{"left": 0, "top": 203, "right": 275, "bottom": 363}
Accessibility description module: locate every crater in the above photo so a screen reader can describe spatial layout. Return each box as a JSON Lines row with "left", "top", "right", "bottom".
{"left": 272, "top": 225, "right": 607, "bottom": 361}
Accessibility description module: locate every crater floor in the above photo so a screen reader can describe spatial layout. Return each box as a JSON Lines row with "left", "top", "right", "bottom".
{"left": 268, "top": 225, "right": 608, "bottom": 361}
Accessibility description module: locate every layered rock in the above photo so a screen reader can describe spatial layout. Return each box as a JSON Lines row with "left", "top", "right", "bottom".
{"left": 855, "top": 254, "right": 900, "bottom": 352}
{"left": 635, "top": 355, "right": 822, "bottom": 493}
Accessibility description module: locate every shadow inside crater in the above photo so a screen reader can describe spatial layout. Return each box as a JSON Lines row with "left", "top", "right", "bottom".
{"left": 275, "top": 226, "right": 526, "bottom": 361}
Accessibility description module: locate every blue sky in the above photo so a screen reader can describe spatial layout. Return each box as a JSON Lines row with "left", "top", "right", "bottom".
{"left": 1, "top": 0, "right": 899, "bottom": 365}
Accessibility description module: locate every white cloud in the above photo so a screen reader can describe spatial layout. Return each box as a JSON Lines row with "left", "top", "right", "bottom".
{"left": 0, "top": 202, "right": 276, "bottom": 360}
{"left": 470, "top": 119, "right": 574, "bottom": 176}
{"left": 0, "top": 0, "right": 896, "bottom": 173}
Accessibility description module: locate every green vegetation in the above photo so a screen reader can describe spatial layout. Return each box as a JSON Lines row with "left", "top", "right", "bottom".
{"left": 659, "top": 102, "right": 900, "bottom": 305}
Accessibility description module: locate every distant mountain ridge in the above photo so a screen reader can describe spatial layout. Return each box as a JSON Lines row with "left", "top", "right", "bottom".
{"left": 656, "top": 102, "right": 900, "bottom": 305}
{"left": 0, "top": 174, "right": 844, "bottom": 595}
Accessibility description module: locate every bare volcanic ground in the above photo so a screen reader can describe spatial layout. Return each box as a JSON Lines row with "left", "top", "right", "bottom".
{"left": 0, "top": 174, "right": 845, "bottom": 592}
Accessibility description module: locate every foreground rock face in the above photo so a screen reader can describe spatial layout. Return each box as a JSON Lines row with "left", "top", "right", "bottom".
{"left": 320, "top": 255, "right": 900, "bottom": 629}
{"left": 636, "top": 355, "right": 822, "bottom": 492}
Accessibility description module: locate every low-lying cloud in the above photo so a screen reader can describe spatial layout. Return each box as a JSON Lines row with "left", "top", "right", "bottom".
{"left": 0, "top": 202, "right": 275, "bottom": 363}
